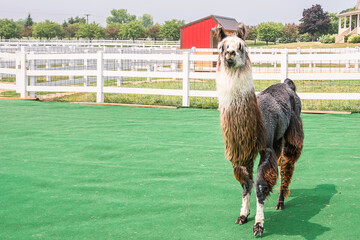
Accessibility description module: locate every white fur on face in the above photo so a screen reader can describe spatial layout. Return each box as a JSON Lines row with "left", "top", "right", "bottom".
{"left": 240, "top": 193, "right": 251, "bottom": 217}
{"left": 218, "top": 35, "right": 247, "bottom": 69}
{"left": 216, "top": 35, "right": 253, "bottom": 108}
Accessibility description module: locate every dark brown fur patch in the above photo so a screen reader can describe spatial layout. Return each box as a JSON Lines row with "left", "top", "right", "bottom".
{"left": 264, "top": 167, "right": 278, "bottom": 192}
{"left": 259, "top": 149, "right": 278, "bottom": 192}
{"left": 280, "top": 142, "right": 303, "bottom": 198}
{"left": 233, "top": 166, "right": 248, "bottom": 183}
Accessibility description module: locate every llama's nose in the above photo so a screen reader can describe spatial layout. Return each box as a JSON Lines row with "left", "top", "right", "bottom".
{"left": 227, "top": 50, "right": 235, "bottom": 57}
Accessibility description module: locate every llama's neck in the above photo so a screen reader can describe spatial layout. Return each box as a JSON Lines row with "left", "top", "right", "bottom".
{"left": 217, "top": 65, "right": 265, "bottom": 165}
{"left": 216, "top": 65, "right": 255, "bottom": 109}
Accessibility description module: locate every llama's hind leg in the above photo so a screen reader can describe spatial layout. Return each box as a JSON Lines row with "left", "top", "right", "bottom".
{"left": 276, "top": 140, "right": 302, "bottom": 210}
{"left": 254, "top": 149, "right": 278, "bottom": 236}
{"left": 277, "top": 115, "right": 304, "bottom": 210}
{"left": 233, "top": 164, "right": 253, "bottom": 225}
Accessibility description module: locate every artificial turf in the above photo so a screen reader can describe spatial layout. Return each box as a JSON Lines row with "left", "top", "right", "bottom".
{"left": 0, "top": 100, "right": 359, "bottom": 239}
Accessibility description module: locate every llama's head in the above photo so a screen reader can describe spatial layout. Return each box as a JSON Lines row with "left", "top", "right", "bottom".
{"left": 216, "top": 24, "right": 249, "bottom": 70}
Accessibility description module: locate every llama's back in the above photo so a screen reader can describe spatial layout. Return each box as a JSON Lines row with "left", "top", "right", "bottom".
{"left": 257, "top": 79, "right": 302, "bottom": 146}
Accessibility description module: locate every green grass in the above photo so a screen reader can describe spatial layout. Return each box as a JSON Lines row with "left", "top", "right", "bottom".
{"left": 0, "top": 77, "right": 16, "bottom": 83}
{"left": 0, "top": 91, "right": 20, "bottom": 98}
{"left": 0, "top": 100, "right": 359, "bottom": 239}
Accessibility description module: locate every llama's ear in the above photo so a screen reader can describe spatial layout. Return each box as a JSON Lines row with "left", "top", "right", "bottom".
{"left": 215, "top": 24, "right": 226, "bottom": 41}
{"left": 237, "top": 23, "right": 246, "bottom": 40}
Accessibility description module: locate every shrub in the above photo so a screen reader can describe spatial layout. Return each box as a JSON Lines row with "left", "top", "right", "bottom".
{"left": 279, "top": 23, "right": 299, "bottom": 43}
{"left": 319, "top": 34, "right": 336, "bottom": 43}
{"left": 348, "top": 34, "right": 360, "bottom": 43}
{"left": 344, "top": 34, "right": 354, "bottom": 43}
{"left": 299, "top": 33, "right": 311, "bottom": 42}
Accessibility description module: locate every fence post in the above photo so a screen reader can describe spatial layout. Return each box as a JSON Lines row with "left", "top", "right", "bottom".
{"left": 182, "top": 51, "right": 190, "bottom": 107}
{"left": 296, "top": 47, "right": 300, "bottom": 73}
{"left": 117, "top": 48, "right": 123, "bottom": 86}
{"left": 96, "top": 51, "right": 104, "bottom": 103}
{"left": 280, "top": 49, "right": 288, "bottom": 82}
{"left": 84, "top": 50, "right": 89, "bottom": 86}
{"left": 29, "top": 52, "right": 37, "bottom": 98}
{"left": 16, "top": 46, "right": 27, "bottom": 98}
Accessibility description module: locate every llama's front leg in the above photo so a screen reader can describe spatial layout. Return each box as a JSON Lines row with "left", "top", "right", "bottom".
{"left": 253, "top": 199, "right": 264, "bottom": 236}
{"left": 235, "top": 181, "right": 252, "bottom": 224}
{"left": 254, "top": 149, "right": 278, "bottom": 236}
{"left": 233, "top": 165, "right": 253, "bottom": 225}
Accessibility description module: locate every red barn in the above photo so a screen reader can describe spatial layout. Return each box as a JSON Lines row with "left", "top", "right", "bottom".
{"left": 179, "top": 15, "right": 239, "bottom": 49}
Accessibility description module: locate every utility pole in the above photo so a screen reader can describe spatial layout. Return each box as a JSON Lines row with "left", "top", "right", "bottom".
{"left": 85, "top": 14, "right": 90, "bottom": 24}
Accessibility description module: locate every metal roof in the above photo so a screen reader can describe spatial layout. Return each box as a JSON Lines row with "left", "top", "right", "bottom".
{"left": 179, "top": 15, "right": 238, "bottom": 30}
{"left": 212, "top": 15, "right": 239, "bottom": 31}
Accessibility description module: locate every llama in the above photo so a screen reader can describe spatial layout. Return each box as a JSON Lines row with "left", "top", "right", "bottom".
{"left": 215, "top": 24, "right": 304, "bottom": 236}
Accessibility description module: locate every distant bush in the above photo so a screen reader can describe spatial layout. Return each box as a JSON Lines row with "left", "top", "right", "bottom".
{"left": 278, "top": 23, "right": 298, "bottom": 43}
{"left": 348, "top": 34, "right": 360, "bottom": 43}
{"left": 319, "top": 34, "right": 336, "bottom": 43}
{"left": 299, "top": 33, "right": 311, "bottom": 42}
{"left": 344, "top": 34, "right": 354, "bottom": 43}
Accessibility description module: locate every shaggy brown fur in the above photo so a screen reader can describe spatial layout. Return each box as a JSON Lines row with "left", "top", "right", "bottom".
{"left": 219, "top": 92, "right": 266, "bottom": 167}
{"left": 233, "top": 166, "right": 249, "bottom": 184}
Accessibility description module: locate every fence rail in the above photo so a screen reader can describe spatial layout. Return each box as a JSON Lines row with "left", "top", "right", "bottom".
{"left": 0, "top": 39, "right": 180, "bottom": 48}
{"left": 0, "top": 47, "right": 359, "bottom": 110}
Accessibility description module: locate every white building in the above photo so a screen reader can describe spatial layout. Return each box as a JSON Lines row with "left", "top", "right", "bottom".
{"left": 336, "top": 0, "right": 360, "bottom": 43}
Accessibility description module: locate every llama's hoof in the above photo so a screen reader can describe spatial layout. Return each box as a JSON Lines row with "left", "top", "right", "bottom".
{"left": 253, "top": 222, "right": 264, "bottom": 237}
{"left": 276, "top": 201, "right": 284, "bottom": 210}
{"left": 235, "top": 215, "right": 248, "bottom": 225}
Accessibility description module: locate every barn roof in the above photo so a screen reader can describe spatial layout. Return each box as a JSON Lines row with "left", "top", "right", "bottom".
{"left": 179, "top": 15, "right": 238, "bottom": 30}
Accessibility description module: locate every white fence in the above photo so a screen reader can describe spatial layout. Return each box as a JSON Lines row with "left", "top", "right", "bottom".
{"left": 1, "top": 47, "right": 360, "bottom": 107}
{"left": 0, "top": 39, "right": 180, "bottom": 48}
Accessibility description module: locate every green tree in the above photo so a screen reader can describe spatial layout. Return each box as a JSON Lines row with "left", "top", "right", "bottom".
{"left": 159, "top": 19, "right": 184, "bottom": 40}
{"left": 145, "top": 24, "right": 160, "bottom": 39}
{"left": 25, "top": 14, "right": 34, "bottom": 27}
{"left": 33, "top": 20, "right": 62, "bottom": 39}
{"left": 67, "top": 16, "right": 86, "bottom": 25}
{"left": 75, "top": 23, "right": 105, "bottom": 40}
{"left": 255, "top": 22, "right": 284, "bottom": 44}
{"left": 16, "top": 19, "right": 26, "bottom": 26}
{"left": 299, "top": 4, "right": 331, "bottom": 41}
{"left": 327, "top": 13, "right": 339, "bottom": 34}
{"left": 122, "top": 21, "right": 145, "bottom": 41}
{"left": 0, "top": 19, "right": 21, "bottom": 39}
{"left": 139, "top": 14, "right": 153, "bottom": 28}
{"left": 106, "top": 9, "right": 136, "bottom": 25}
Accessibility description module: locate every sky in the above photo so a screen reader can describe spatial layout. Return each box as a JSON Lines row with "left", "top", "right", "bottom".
{"left": 0, "top": 0, "right": 356, "bottom": 26}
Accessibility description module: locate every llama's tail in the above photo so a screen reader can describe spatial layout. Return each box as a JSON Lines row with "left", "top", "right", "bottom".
{"left": 284, "top": 78, "right": 296, "bottom": 92}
